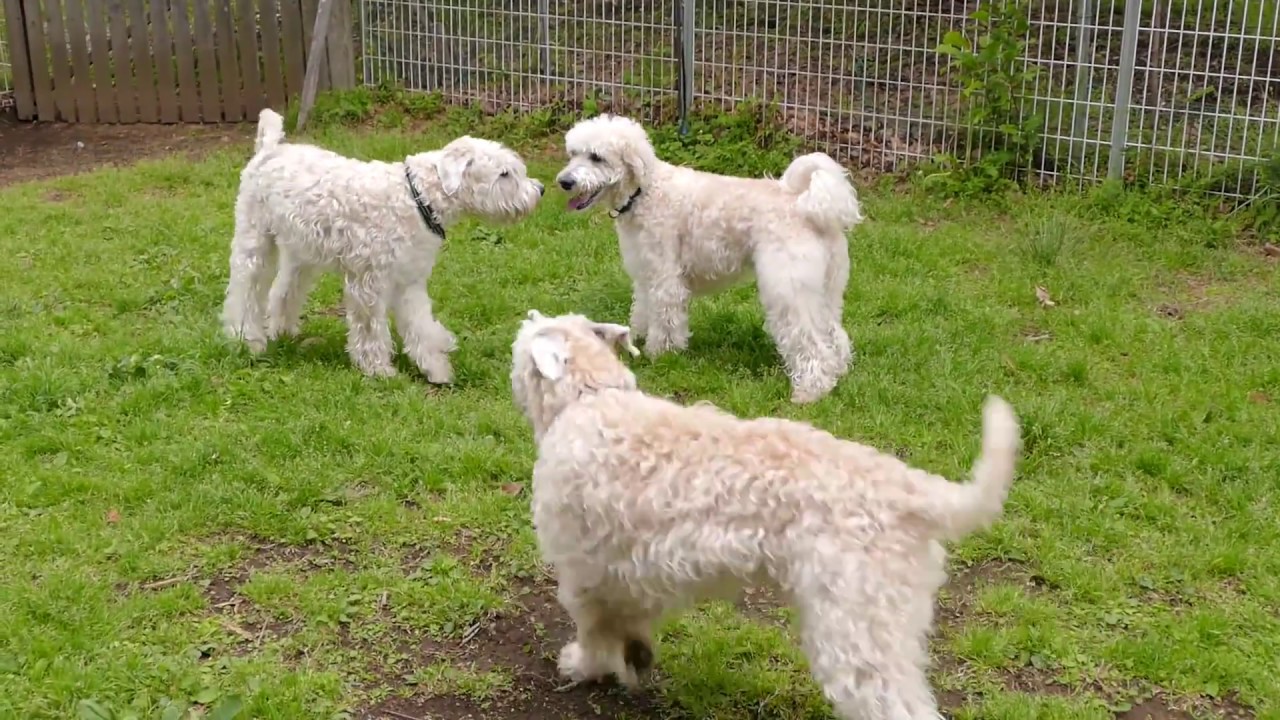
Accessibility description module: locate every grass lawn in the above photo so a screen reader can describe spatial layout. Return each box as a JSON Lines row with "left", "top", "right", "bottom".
{"left": 1, "top": 114, "right": 1277, "bottom": 720}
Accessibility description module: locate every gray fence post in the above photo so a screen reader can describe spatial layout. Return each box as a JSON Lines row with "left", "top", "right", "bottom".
{"left": 1069, "top": 0, "right": 1094, "bottom": 164}
{"left": 677, "top": 0, "right": 695, "bottom": 135}
{"left": 538, "top": 0, "right": 551, "bottom": 77}
{"left": 1108, "top": 0, "right": 1143, "bottom": 181}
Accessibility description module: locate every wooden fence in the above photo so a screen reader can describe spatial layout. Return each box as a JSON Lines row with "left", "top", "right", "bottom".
{"left": 1, "top": 0, "right": 356, "bottom": 123}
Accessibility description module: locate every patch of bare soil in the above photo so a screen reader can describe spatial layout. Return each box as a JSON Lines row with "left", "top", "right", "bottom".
{"left": 132, "top": 536, "right": 356, "bottom": 652}
{"left": 360, "top": 582, "right": 665, "bottom": 720}
{"left": 0, "top": 115, "right": 252, "bottom": 186}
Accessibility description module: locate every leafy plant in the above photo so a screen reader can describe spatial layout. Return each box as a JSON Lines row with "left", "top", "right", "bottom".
{"left": 931, "top": 1, "right": 1045, "bottom": 195}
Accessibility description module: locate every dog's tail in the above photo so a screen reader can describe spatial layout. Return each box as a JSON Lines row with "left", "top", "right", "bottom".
{"left": 913, "top": 396, "right": 1022, "bottom": 542}
{"left": 255, "top": 109, "right": 286, "bottom": 154}
{"left": 779, "top": 152, "right": 864, "bottom": 234}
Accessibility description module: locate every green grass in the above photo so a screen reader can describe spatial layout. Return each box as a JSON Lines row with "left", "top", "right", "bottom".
{"left": 1, "top": 113, "right": 1278, "bottom": 720}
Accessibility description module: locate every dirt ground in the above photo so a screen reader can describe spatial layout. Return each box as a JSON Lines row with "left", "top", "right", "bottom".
{"left": 0, "top": 115, "right": 253, "bottom": 187}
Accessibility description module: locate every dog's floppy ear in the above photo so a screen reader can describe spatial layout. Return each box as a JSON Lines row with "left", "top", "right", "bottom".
{"left": 528, "top": 332, "right": 570, "bottom": 381}
{"left": 618, "top": 142, "right": 654, "bottom": 184}
{"left": 435, "top": 149, "right": 473, "bottom": 196}
{"left": 590, "top": 322, "right": 640, "bottom": 357}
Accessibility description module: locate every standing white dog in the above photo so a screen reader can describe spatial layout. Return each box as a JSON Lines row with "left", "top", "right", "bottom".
{"left": 222, "top": 109, "right": 544, "bottom": 382}
{"left": 555, "top": 114, "right": 865, "bottom": 403}
{"left": 510, "top": 309, "right": 1022, "bottom": 720}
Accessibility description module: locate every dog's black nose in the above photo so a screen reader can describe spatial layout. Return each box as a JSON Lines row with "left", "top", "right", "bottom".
{"left": 559, "top": 178, "right": 576, "bottom": 191}
{"left": 536, "top": 181, "right": 546, "bottom": 196}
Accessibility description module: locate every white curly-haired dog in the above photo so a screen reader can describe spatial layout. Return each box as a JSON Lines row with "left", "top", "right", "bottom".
{"left": 555, "top": 114, "right": 865, "bottom": 403}
{"left": 510, "top": 309, "right": 1023, "bottom": 720}
{"left": 221, "top": 109, "right": 544, "bottom": 381}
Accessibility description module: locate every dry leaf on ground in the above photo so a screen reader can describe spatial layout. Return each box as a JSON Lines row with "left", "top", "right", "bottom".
{"left": 1035, "top": 286, "right": 1057, "bottom": 308}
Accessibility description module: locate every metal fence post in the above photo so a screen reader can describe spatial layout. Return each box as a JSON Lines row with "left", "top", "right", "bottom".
{"left": 1108, "top": 0, "right": 1142, "bottom": 181}
{"left": 677, "top": 0, "right": 695, "bottom": 135}
{"left": 538, "top": 0, "right": 551, "bottom": 77}
{"left": 1069, "top": 0, "right": 1094, "bottom": 165}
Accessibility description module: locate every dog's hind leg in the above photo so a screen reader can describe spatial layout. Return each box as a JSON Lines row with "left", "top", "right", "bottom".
{"left": 266, "top": 249, "right": 319, "bottom": 341}
{"left": 222, "top": 205, "right": 277, "bottom": 353}
{"left": 824, "top": 239, "right": 854, "bottom": 375}
{"left": 795, "top": 565, "right": 943, "bottom": 720}
{"left": 392, "top": 284, "right": 456, "bottom": 384}
{"left": 341, "top": 271, "right": 396, "bottom": 377}
{"left": 754, "top": 245, "right": 844, "bottom": 404}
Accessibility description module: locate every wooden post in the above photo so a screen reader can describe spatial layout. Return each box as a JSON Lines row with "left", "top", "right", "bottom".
{"left": 325, "top": 0, "right": 356, "bottom": 90}
{"left": 294, "top": 0, "right": 336, "bottom": 131}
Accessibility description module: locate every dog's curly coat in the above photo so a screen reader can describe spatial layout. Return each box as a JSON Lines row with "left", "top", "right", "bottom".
{"left": 510, "top": 309, "right": 1022, "bottom": 720}
{"left": 555, "top": 114, "right": 865, "bottom": 403}
{"left": 222, "top": 109, "right": 544, "bottom": 381}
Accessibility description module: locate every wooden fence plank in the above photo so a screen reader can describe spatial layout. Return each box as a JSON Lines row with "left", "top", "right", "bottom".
{"left": 62, "top": 0, "right": 97, "bottom": 122}
{"left": 21, "top": 0, "right": 55, "bottom": 120}
{"left": 170, "top": 0, "right": 201, "bottom": 122}
{"left": 43, "top": 0, "right": 78, "bottom": 120}
{"left": 192, "top": 0, "right": 222, "bottom": 121}
{"left": 3, "top": 0, "right": 37, "bottom": 119}
{"left": 126, "top": 0, "right": 158, "bottom": 122}
{"left": 107, "top": 0, "right": 138, "bottom": 122}
{"left": 279, "top": 0, "right": 304, "bottom": 101}
{"left": 85, "top": 0, "right": 117, "bottom": 122}
{"left": 325, "top": 0, "right": 355, "bottom": 90}
{"left": 149, "top": 0, "right": 180, "bottom": 122}
{"left": 235, "top": 0, "right": 263, "bottom": 115}
{"left": 257, "top": 0, "right": 286, "bottom": 109}
{"left": 294, "top": 0, "right": 333, "bottom": 131}
{"left": 214, "top": 0, "right": 244, "bottom": 120}
{"left": 299, "top": 0, "right": 328, "bottom": 92}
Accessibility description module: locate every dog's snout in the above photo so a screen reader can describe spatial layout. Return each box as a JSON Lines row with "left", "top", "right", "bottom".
{"left": 559, "top": 178, "right": 576, "bottom": 191}
{"left": 534, "top": 179, "right": 546, "bottom": 196}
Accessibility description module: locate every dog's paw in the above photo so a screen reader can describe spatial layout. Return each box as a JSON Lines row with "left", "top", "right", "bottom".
{"left": 362, "top": 364, "right": 399, "bottom": 379}
{"left": 420, "top": 355, "right": 454, "bottom": 385}
{"left": 790, "top": 387, "right": 826, "bottom": 404}
{"left": 624, "top": 637, "right": 654, "bottom": 673}
{"left": 556, "top": 642, "right": 593, "bottom": 682}
{"left": 244, "top": 337, "right": 269, "bottom": 354}
{"left": 267, "top": 323, "right": 302, "bottom": 341}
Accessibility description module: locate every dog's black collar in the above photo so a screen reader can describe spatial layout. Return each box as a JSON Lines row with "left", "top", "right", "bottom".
{"left": 405, "top": 165, "right": 446, "bottom": 239}
{"left": 609, "top": 188, "right": 643, "bottom": 218}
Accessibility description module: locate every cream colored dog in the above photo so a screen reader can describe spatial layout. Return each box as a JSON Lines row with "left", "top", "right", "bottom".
{"left": 510, "top": 309, "right": 1022, "bottom": 720}
{"left": 555, "top": 114, "right": 866, "bottom": 403}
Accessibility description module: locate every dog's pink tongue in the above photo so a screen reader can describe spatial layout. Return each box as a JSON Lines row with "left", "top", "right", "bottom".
{"left": 568, "top": 196, "right": 584, "bottom": 210}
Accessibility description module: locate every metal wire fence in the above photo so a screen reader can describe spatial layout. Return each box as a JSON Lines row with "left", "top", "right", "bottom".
{"left": 359, "top": 0, "right": 1279, "bottom": 195}
{"left": 1, "top": 7, "right": 13, "bottom": 108}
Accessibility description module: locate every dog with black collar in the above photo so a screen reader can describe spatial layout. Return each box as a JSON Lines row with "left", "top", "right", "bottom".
{"left": 554, "top": 114, "right": 865, "bottom": 404}
{"left": 223, "top": 109, "right": 544, "bottom": 382}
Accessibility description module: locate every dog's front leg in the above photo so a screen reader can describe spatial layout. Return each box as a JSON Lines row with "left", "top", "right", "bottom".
{"left": 555, "top": 581, "right": 639, "bottom": 688}
{"left": 392, "top": 284, "right": 456, "bottom": 384}
{"left": 628, "top": 285, "right": 651, "bottom": 342}
{"left": 642, "top": 274, "right": 691, "bottom": 357}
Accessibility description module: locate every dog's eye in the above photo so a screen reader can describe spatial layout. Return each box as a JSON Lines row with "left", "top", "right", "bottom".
{"left": 589, "top": 153, "right": 604, "bottom": 163}
{"left": 500, "top": 171, "right": 511, "bottom": 178}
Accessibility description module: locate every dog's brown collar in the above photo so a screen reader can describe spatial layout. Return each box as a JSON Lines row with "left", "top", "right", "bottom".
{"left": 609, "top": 188, "right": 643, "bottom": 218}
{"left": 405, "top": 165, "right": 446, "bottom": 239}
